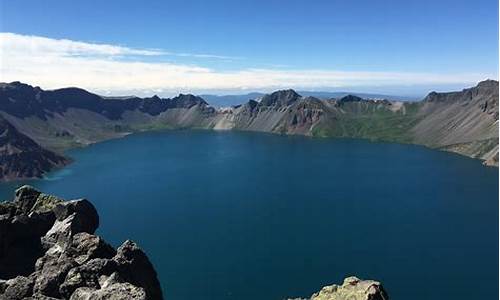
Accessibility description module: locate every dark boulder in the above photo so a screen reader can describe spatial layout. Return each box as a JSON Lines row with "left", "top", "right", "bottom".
{"left": 13, "top": 185, "right": 41, "bottom": 214}
{"left": 53, "top": 199, "right": 99, "bottom": 233}
{"left": 113, "top": 240, "right": 163, "bottom": 300}
{"left": 0, "top": 276, "right": 34, "bottom": 300}
{"left": 0, "top": 187, "right": 163, "bottom": 300}
{"left": 32, "top": 255, "right": 76, "bottom": 298}
{"left": 0, "top": 186, "right": 59, "bottom": 279}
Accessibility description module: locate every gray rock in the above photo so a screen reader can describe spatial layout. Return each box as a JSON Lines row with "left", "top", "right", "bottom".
{"left": 14, "top": 185, "right": 41, "bottom": 214}
{"left": 69, "top": 272, "right": 146, "bottom": 299}
{"left": 59, "top": 258, "right": 117, "bottom": 298}
{"left": 113, "top": 240, "right": 163, "bottom": 300}
{"left": 33, "top": 254, "right": 76, "bottom": 298}
{"left": 0, "top": 188, "right": 163, "bottom": 300}
{"left": 24, "top": 293, "right": 61, "bottom": 300}
{"left": 70, "top": 282, "right": 146, "bottom": 300}
{"left": 42, "top": 200, "right": 100, "bottom": 250}
{"left": 0, "top": 276, "right": 34, "bottom": 300}
{"left": 289, "top": 276, "right": 389, "bottom": 300}
{"left": 53, "top": 199, "right": 99, "bottom": 233}
{"left": 69, "top": 233, "right": 116, "bottom": 265}
{"left": 0, "top": 187, "right": 56, "bottom": 279}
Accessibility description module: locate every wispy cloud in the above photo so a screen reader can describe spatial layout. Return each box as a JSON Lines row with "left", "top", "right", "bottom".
{"left": 0, "top": 32, "right": 240, "bottom": 60}
{"left": 174, "top": 53, "right": 242, "bottom": 60}
{"left": 0, "top": 32, "right": 494, "bottom": 95}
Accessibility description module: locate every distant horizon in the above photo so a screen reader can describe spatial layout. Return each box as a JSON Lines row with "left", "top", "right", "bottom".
{"left": 0, "top": 32, "right": 496, "bottom": 98}
{"left": 3, "top": 78, "right": 495, "bottom": 101}
{"left": 1, "top": 0, "right": 498, "bottom": 96}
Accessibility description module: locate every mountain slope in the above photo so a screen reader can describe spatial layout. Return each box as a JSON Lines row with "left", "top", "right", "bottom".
{"left": 213, "top": 81, "right": 498, "bottom": 164}
{"left": 0, "top": 80, "right": 497, "bottom": 180}
{"left": 0, "top": 116, "right": 69, "bottom": 180}
{"left": 411, "top": 80, "right": 498, "bottom": 164}
{"left": 0, "top": 82, "right": 215, "bottom": 151}
{"left": 213, "top": 90, "right": 420, "bottom": 141}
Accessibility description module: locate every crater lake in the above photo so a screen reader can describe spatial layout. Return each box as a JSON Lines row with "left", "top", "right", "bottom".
{"left": 0, "top": 130, "right": 498, "bottom": 300}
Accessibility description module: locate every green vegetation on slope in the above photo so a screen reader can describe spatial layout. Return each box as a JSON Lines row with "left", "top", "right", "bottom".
{"left": 312, "top": 102, "right": 423, "bottom": 143}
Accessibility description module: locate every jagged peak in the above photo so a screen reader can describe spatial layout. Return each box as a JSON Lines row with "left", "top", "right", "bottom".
{"left": 424, "top": 79, "right": 499, "bottom": 102}
{"left": 0, "top": 81, "right": 36, "bottom": 91}
{"left": 338, "top": 94, "right": 364, "bottom": 102}
{"left": 271, "top": 88, "right": 300, "bottom": 97}
{"left": 174, "top": 93, "right": 205, "bottom": 101}
{"left": 477, "top": 79, "right": 499, "bottom": 89}
{"left": 246, "top": 99, "right": 259, "bottom": 109}
{"left": 260, "top": 89, "right": 301, "bottom": 106}
{"left": 8, "top": 81, "right": 32, "bottom": 87}
{"left": 171, "top": 93, "right": 208, "bottom": 107}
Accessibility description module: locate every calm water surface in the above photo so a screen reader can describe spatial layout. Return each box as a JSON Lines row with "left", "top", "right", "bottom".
{"left": 1, "top": 130, "right": 498, "bottom": 300}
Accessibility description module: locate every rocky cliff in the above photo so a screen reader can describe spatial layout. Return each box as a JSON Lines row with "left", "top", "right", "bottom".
{"left": 0, "top": 82, "right": 214, "bottom": 152}
{"left": 0, "top": 116, "right": 69, "bottom": 181}
{"left": 0, "top": 80, "right": 498, "bottom": 180}
{"left": 213, "top": 80, "right": 498, "bottom": 164}
{"left": 0, "top": 186, "right": 163, "bottom": 300}
{"left": 412, "top": 79, "right": 499, "bottom": 164}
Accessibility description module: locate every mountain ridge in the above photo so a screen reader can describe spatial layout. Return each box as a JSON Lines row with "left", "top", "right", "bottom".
{"left": 0, "top": 80, "right": 497, "bottom": 180}
{"left": 200, "top": 91, "right": 419, "bottom": 108}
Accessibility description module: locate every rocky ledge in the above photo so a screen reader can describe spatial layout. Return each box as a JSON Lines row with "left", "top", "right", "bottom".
{"left": 290, "top": 276, "right": 388, "bottom": 300}
{"left": 0, "top": 186, "right": 163, "bottom": 300}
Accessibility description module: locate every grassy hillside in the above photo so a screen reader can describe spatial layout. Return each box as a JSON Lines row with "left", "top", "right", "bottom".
{"left": 312, "top": 102, "right": 423, "bottom": 143}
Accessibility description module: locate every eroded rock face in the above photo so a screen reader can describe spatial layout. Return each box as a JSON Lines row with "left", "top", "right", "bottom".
{"left": 0, "top": 116, "right": 69, "bottom": 181}
{"left": 290, "top": 276, "right": 389, "bottom": 300}
{"left": 0, "top": 186, "right": 163, "bottom": 300}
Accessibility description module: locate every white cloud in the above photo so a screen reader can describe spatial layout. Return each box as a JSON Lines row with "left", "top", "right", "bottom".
{"left": 0, "top": 32, "right": 166, "bottom": 57}
{"left": 0, "top": 32, "right": 495, "bottom": 95}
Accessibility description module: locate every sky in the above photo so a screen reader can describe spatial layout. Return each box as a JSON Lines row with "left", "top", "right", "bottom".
{"left": 0, "top": 0, "right": 498, "bottom": 97}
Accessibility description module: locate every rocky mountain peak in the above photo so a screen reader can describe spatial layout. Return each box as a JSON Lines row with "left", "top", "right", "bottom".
{"left": 477, "top": 79, "right": 499, "bottom": 89}
{"left": 338, "top": 94, "right": 364, "bottom": 103}
{"left": 245, "top": 99, "right": 259, "bottom": 110}
{"left": 0, "top": 81, "right": 34, "bottom": 91}
{"left": 260, "top": 89, "right": 301, "bottom": 107}
{"left": 171, "top": 94, "right": 208, "bottom": 108}
{"left": 424, "top": 79, "right": 499, "bottom": 103}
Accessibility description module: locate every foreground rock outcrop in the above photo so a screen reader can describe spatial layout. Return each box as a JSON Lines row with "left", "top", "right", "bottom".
{"left": 0, "top": 186, "right": 163, "bottom": 300}
{"left": 290, "top": 276, "right": 388, "bottom": 300}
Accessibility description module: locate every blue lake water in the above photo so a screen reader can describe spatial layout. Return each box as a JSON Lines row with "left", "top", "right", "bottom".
{"left": 1, "top": 130, "right": 498, "bottom": 300}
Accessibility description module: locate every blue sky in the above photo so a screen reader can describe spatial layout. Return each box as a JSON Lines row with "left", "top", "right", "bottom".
{"left": 0, "top": 0, "right": 498, "bottom": 96}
